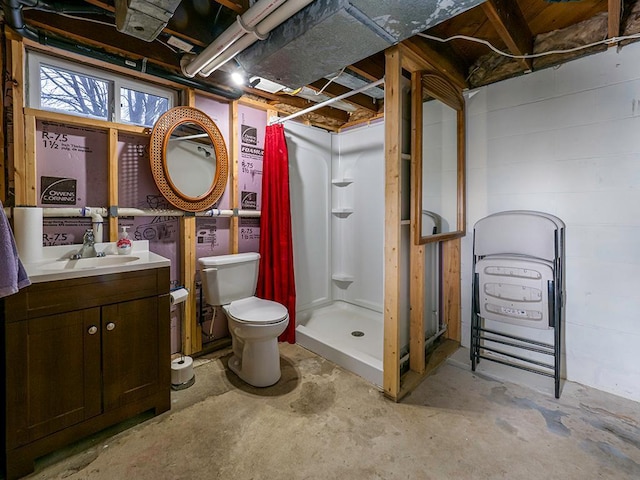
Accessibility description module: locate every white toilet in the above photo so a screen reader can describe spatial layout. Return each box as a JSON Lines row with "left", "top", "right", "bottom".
{"left": 198, "top": 252, "right": 289, "bottom": 387}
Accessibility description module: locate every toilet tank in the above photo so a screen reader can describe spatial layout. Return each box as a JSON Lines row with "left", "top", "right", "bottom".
{"left": 198, "top": 252, "right": 260, "bottom": 305}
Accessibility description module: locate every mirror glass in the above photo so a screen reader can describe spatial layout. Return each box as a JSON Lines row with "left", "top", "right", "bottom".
{"left": 421, "top": 100, "right": 458, "bottom": 237}
{"left": 150, "top": 107, "right": 228, "bottom": 212}
{"left": 413, "top": 73, "right": 465, "bottom": 244}
{"left": 166, "top": 122, "right": 216, "bottom": 199}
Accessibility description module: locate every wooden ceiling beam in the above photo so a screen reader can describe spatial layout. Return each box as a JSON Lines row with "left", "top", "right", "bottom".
{"left": 608, "top": 0, "right": 622, "bottom": 42}
{"left": 482, "top": 0, "right": 533, "bottom": 71}
{"left": 307, "top": 80, "right": 379, "bottom": 113}
{"left": 243, "top": 87, "right": 350, "bottom": 123}
{"left": 401, "top": 37, "right": 468, "bottom": 91}
{"left": 347, "top": 57, "right": 385, "bottom": 82}
{"left": 213, "top": 0, "right": 248, "bottom": 15}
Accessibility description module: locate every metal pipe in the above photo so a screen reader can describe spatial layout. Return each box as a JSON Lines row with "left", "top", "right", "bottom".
{"left": 198, "top": 0, "right": 315, "bottom": 77}
{"left": 182, "top": 0, "right": 288, "bottom": 78}
{"left": 272, "top": 78, "right": 385, "bottom": 124}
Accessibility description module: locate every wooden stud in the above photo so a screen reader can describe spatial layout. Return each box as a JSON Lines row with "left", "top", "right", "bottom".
{"left": 182, "top": 89, "right": 201, "bottom": 353}
{"left": 11, "top": 40, "right": 30, "bottom": 205}
{"left": 482, "top": 0, "right": 534, "bottom": 71}
{"left": 383, "top": 46, "right": 403, "bottom": 401}
{"left": 608, "top": 0, "right": 622, "bottom": 43}
{"left": 230, "top": 101, "right": 239, "bottom": 254}
{"left": 409, "top": 72, "right": 426, "bottom": 374}
{"left": 23, "top": 115, "right": 37, "bottom": 206}
{"left": 108, "top": 128, "right": 119, "bottom": 242}
{"left": 180, "top": 216, "right": 199, "bottom": 354}
{"left": 442, "top": 238, "right": 461, "bottom": 342}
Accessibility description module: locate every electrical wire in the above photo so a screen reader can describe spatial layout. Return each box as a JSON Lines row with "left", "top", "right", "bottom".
{"left": 417, "top": 32, "right": 640, "bottom": 59}
{"left": 314, "top": 66, "right": 346, "bottom": 95}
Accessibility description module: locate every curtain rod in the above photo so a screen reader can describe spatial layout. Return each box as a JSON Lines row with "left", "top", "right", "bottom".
{"left": 271, "top": 78, "right": 385, "bottom": 125}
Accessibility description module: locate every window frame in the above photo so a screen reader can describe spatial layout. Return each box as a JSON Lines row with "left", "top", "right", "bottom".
{"left": 27, "top": 51, "right": 178, "bottom": 126}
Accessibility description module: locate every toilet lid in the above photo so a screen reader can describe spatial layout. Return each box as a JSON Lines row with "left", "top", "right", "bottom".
{"left": 227, "top": 297, "right": 288, "bottom": 324}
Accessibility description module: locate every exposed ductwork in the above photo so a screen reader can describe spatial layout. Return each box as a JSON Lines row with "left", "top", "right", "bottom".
{"left": 235, "top": 0, "right": 488, "bottom": 89}
{"left": 115, "top": 0, "right": 182, "bottom": 42}
{"left": 182, "top": 0, "right": 487, "bottom": 89}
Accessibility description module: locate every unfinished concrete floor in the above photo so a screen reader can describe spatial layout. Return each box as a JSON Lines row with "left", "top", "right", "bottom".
{"left": 25, "top": 344, "right": 640, "bottom": 480}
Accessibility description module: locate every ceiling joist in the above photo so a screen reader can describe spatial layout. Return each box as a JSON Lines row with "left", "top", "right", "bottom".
{"left": 243, "top": 87, "right": 350, "bottom": 124}
{"left": 401, "top": 37, "right": 468, "bottom": 90}
{"left": 482, "top": 0, "right": 534, "bottom": 72}
{"left": 307, "top": 80, "right": 379, "bottom": 114}
{"left": 213, "top": 0, "right": 248, "bottom": 15}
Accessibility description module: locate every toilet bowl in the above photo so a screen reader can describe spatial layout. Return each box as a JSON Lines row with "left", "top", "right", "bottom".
{"left": 198, "top": 253, "right": 289, "bottom": 387}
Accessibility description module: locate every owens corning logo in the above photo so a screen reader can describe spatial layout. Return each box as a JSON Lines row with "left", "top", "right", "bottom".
{"left": 241, "top": 191, "right": 257, "bottom": 210}
{"left": 40, "top": 176, "right": 77, "bottom": 205}
{"left": 241, "top": 125, "right": 257, "bottom": 145}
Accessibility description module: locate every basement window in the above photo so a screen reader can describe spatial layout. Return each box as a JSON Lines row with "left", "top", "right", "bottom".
{"left": 27, "top": 51, "right": 177, "bottom": 127}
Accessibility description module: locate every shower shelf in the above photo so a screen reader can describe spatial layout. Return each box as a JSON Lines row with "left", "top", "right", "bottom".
{"left": 331, "top": 178, "right": 354, "bottom": 186}
{"left": 332, "top": 208, "right": 353, "bottom": 217}
{"left": 332, "top": 273, "right": 354, "bottom": 282}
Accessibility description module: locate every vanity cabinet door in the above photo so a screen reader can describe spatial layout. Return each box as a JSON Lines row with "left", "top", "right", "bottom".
{"left": 6, "top": 308, "right": 102, "bottom": 447}
{"left": 102, "top": 296, "right": 166, "bottom": 410}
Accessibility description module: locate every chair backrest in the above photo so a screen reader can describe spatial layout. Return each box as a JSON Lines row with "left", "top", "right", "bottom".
{"left": 474, "top": 211, "right": 561, "bottom": 261}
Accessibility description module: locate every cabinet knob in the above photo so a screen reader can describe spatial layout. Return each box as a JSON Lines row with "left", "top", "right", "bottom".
{"left": 106, "top": 322, "right": 116, "bottom": 331}
{"left": 88, "top": 325, "right": 98, "bottom": 335}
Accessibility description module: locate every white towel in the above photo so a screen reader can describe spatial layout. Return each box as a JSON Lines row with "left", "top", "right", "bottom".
{"left": 0, "top": 201, "right": 31, "bottom": 298}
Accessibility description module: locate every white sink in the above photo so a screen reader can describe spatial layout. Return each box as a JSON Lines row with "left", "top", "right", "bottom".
{"left": 23, "top": 241, "right": 170, "bottom": 283}
{"left": 41, "top": 256, "right": 141, "bottom": 271}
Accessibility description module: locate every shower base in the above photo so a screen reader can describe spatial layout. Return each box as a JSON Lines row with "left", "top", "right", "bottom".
{"left": 295, "top": 301, "right": 383, "bottom": 387}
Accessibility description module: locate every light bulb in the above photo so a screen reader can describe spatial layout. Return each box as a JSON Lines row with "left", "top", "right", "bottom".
{"left": 231, "top": 71, "right": 245, "bottom": 85}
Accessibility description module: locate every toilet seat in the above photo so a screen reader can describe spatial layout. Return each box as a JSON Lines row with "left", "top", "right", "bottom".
{"left": 225, "top": 296, "right": 288, "bottom": 325}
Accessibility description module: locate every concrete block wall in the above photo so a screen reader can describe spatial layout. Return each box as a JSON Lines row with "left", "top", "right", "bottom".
{"left": 463, "top": 42, "right": 640, "bottom": 402}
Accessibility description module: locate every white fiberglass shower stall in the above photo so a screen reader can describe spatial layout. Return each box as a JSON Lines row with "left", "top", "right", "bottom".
{"left": 286, "top": 120, "right": 441, "bottom": 387}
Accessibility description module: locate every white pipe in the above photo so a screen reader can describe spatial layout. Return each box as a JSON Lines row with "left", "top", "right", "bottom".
{"left": 198, "top": 0, "right": 315, "bottom": 77}
{"left": 118, "top": 207, "right": 185, "bottom": 217}
{"left": 272, "top": 78, "right": 385, "bottom": 125}
{"left": 43, "top": 207, "right": 107, "bottom": 243}
{"left": 182, "top": 0, "right": 288, "bottom": 78}
{"left": 197, "top": 209, "right": 262, "bottom": 218}
{"left": 117, "top": 208, "right": 261, "bottom": 218}
{"left": 399, "top": 327, "right": 448, "bottom": 367}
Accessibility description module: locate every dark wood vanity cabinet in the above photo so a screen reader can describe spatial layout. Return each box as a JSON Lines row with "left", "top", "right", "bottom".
{"left": 1, "top": 267, "right": 171, "bottom": 479}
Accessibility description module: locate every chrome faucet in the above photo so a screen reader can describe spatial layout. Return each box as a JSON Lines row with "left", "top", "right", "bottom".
{"left": 70, "top": 229, "right": 105, "bottom": 259}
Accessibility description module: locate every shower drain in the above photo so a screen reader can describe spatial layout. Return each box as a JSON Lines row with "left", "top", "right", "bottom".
{"left": 351, "top": 330, "right": 365, "bottom": 337}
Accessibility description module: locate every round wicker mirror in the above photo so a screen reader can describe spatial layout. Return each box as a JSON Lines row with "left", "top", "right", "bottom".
{"left": 150, "top": 106, "right": 228, "bottom": 212}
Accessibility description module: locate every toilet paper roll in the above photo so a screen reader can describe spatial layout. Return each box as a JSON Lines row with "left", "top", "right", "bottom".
{"left": 170, "top": 288, "right": 189, "bottom": 305}
{"left": 13, "top": 207, "right": 43, "bottom": 263}
{"left": 171, "top": 356, "right": 194, "bottom": 387}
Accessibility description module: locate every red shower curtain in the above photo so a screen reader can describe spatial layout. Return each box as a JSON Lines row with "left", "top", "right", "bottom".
{"left": 256, "top": 123, "right": 296, "bottom": 343}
